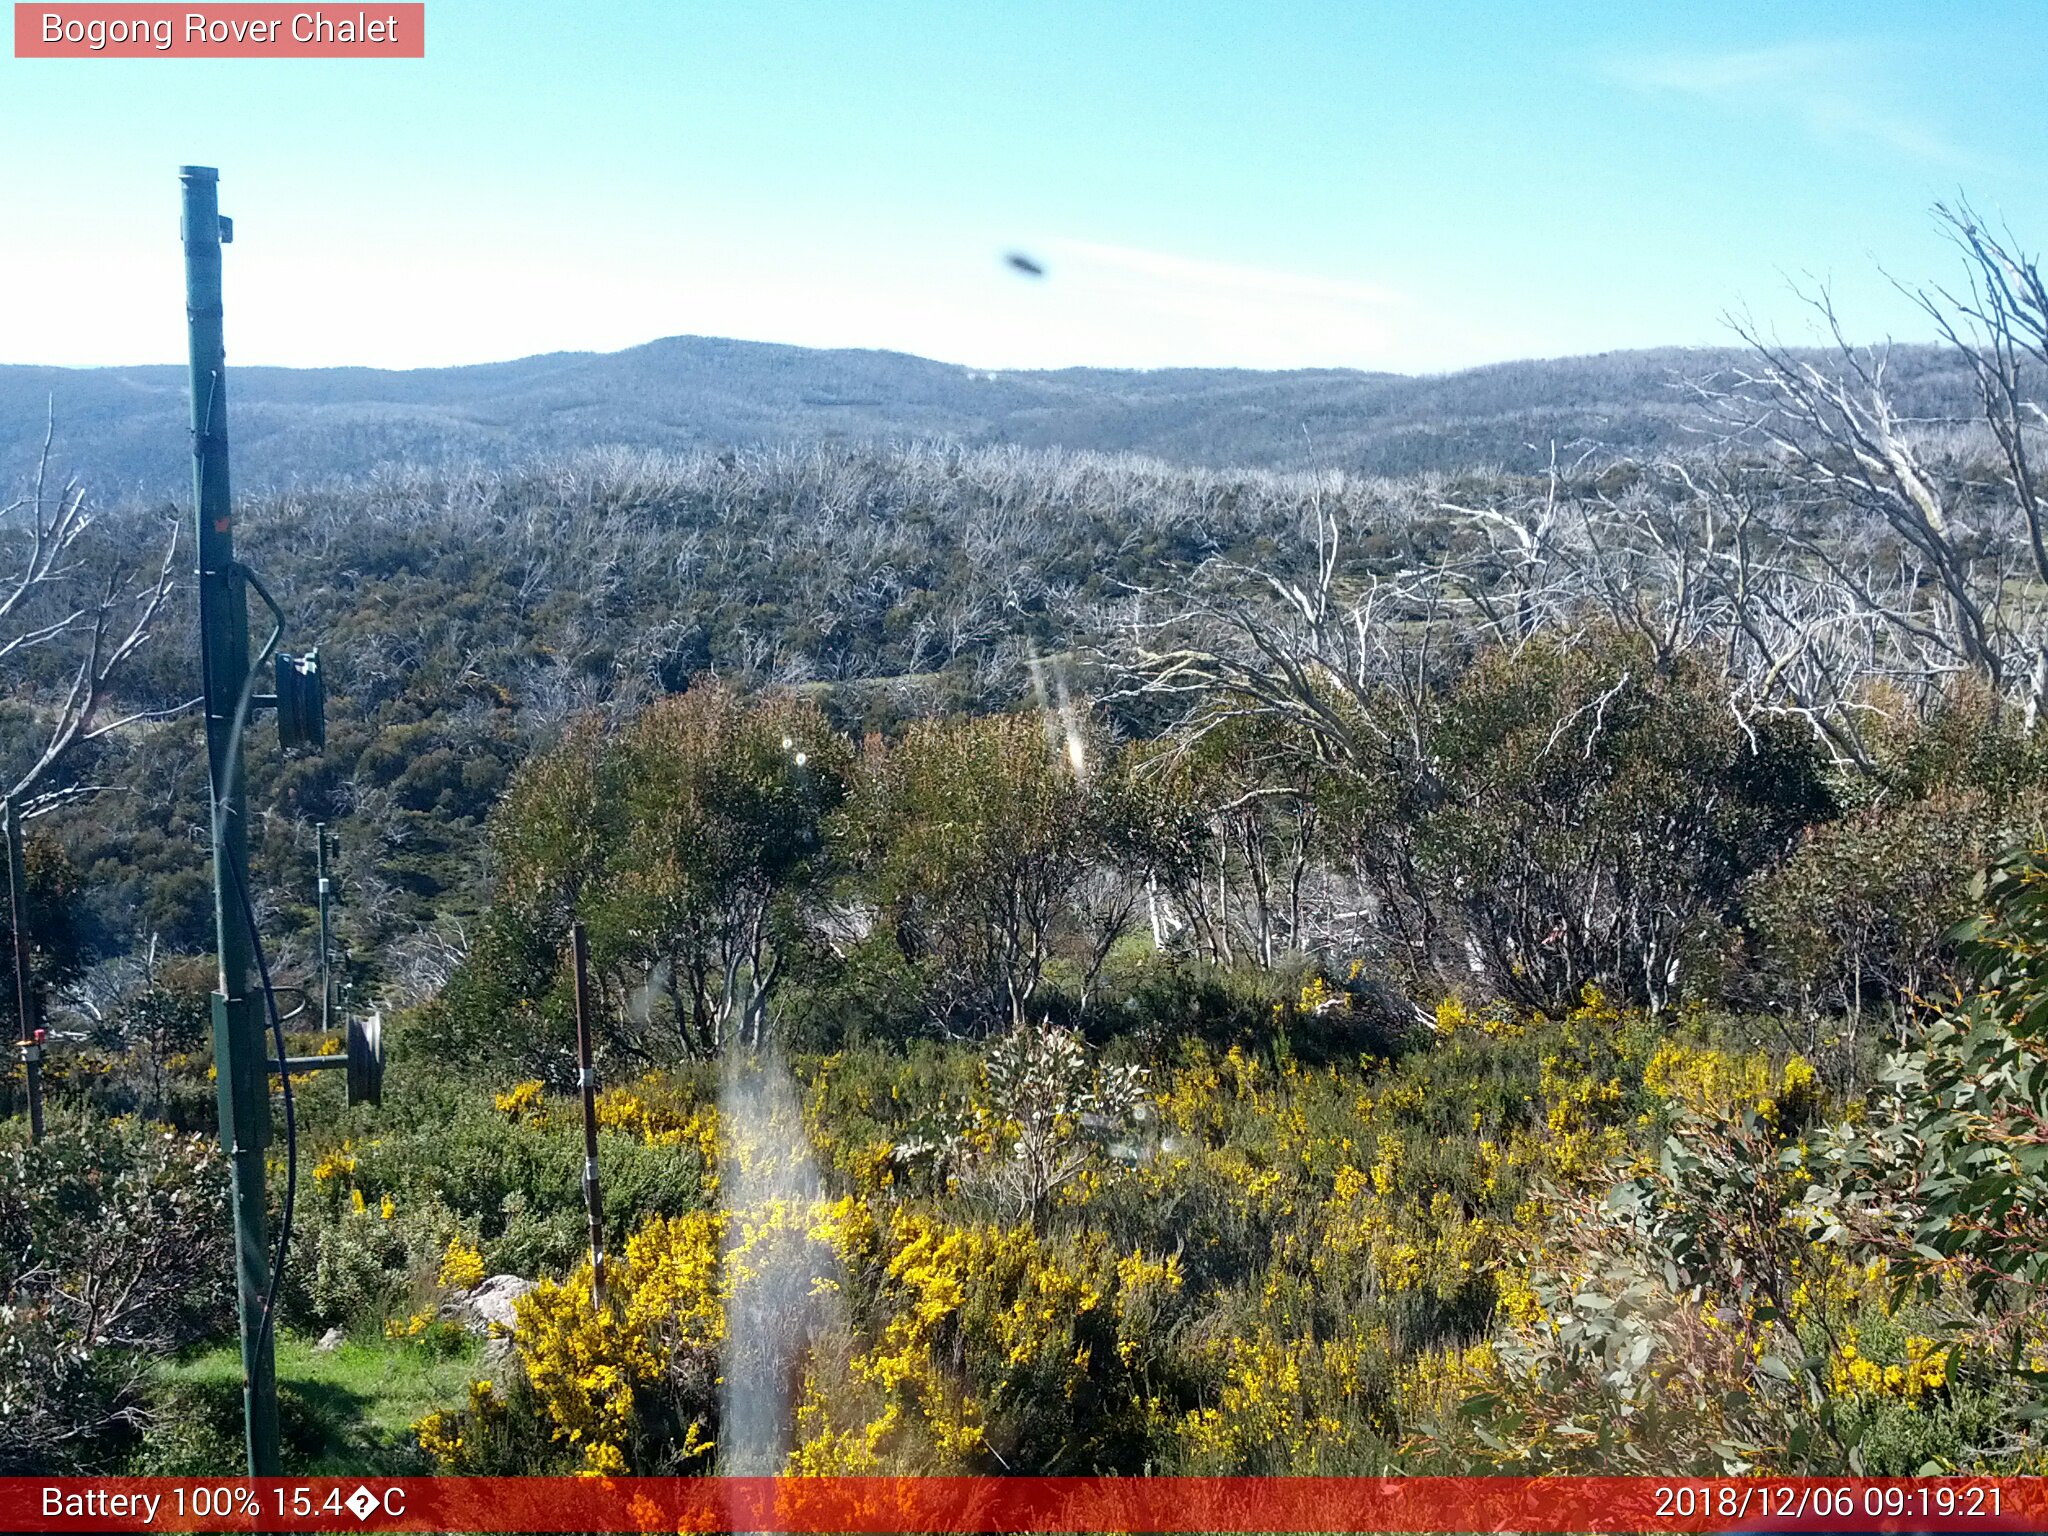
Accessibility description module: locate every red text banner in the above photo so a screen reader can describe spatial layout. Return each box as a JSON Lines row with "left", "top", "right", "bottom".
{"left": 14, "top": 4, "right": 424, "bottom": 57}
{"left": 4, "top": 1476, "right": 2047, "bottom": 1533}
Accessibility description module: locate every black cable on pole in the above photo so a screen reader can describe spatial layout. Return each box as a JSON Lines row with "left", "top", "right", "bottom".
{"left": 229, "top": 852, "right": 296, "bottom": 1360}
{"left": 212, "top": 577, "right": 296, "bottom": 1364}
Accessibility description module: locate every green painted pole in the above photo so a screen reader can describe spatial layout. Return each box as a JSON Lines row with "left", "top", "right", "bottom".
{"left": 183, "top": 164, "right": 280, "bottom": 1477}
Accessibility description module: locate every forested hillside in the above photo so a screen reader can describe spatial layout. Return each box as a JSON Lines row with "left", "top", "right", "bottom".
{"left": 0, "top": 334, "right": 1991, "bottom": 495}
{"left": 6, "top": 209, "right": 2048, "bottom": 1481}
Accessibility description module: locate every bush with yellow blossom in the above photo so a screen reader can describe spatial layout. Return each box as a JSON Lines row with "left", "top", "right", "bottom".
{"left": 401, "top": 974, "right": 2041, "bottom": 1479}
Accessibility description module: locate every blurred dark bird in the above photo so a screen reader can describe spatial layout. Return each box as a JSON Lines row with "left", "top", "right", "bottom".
{"left": 1004, "top": 251, "right": 1046, "bottom": 277}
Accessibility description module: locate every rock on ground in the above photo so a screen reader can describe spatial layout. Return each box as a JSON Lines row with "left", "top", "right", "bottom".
{"left": 447, "top": 1273, "right": 535, "bottom": 1334}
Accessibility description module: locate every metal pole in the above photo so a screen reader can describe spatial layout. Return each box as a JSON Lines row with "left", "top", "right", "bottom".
{"left": 571, "top": 923, "right": 607, "bottom": 1310}
{"left": 5, "top": 797, "right": 44, "bottom": 1144}
{"left": 316, "top": 823, "right": 332, "bottom": 1036}
{"left": 183, "top": 164, "right": 279, "bottom": 1477}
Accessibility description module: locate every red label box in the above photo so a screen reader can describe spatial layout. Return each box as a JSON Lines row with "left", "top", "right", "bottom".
{"left": 14, "top": 3, "right": 424, "bottom": 57}
{"left": 4, "top": 1476, "right": 2048, "bottom": 1534}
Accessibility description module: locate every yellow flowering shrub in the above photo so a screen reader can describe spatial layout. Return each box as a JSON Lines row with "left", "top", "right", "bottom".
{"left": 515, "top": 1208, "right": 726, "bottom": 1474}
{"left": 500, "top": 1179, "right": 1189, "bottom": 1476}
{"left": 415, "top": 1378, "right": 505, "bottom": 1468}
{"left": 1827, "top": 1334, "right": 1949, "bottom": 1404}
{"left": 493, "top": 1078, "right": 549, "bottom": 1125}
{"left": 1155, "top": 1052, "right": 1229, "bottom": 1141}
{"left": 1434, "top": 995, "right": 1523, "bottom": 1037}
{"left": 1398, "top": 1339, "right": 1502, "bottom": 1433}
{"left": 386, "top": 1307, "right": 436, "bottom": 1339}
{"left": 311, "top": 1140, "right": 358, "bottom": 1185}
{"left": 593, "top": 1075, "right": 719, "bottom": 1155}
{"left": 393, "top": 976, "right": 2045, "bottom": 1479}
{"left": 1278, "top": 974, "right": 1348, "bottom": 1023}
{"left": 1174, "top": 1258, "right": 1395, "bottom": 1474}
{"left": 438, "top": 1236, "right": 486, "bottom": 1292}
{"left": 789, "top": 1371, "right": 889, "bottom": 1474}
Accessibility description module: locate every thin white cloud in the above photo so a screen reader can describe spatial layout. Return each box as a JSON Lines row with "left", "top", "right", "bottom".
{"left": 0, "top": 209, "right": 1535, "bottom": 373}
{"left": 975, "top": 238, "right": 1519, "bottom": 373}
{"left": 1605, "top": 39, "right": 1982, "bottom": 172}
{"left": 1609, "top": 40, "right": 1866, "bottom": 97}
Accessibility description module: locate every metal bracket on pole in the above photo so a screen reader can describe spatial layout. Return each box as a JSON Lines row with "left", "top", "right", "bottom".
{"left": 268, "top": 1009, "right": 381, "bottom": 1107}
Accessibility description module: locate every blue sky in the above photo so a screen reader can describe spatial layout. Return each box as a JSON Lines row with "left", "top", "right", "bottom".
{"left": 2, "top": 1, "right": 2042, "bottom": 372}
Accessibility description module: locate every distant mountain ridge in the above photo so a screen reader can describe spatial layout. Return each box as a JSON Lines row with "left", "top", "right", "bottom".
{"left": 0, "top": 333, "right": 1976, "bottom": 495}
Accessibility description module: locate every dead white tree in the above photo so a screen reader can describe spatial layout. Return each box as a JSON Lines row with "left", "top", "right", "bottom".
{"left": 1105, "top": 496, "right": 1461, "bottom": 775}
{"left": 1717, "top": 304, "right": 2000, "bottom": 689}
{"left": 3, "top": 417, "right": 190, "bottom": 820}
{"left": 1681, "top": 206, "right": 2048, "bottom": 746}
{"left": 1912, "top": 200, "right": 2048, "bottom": 724}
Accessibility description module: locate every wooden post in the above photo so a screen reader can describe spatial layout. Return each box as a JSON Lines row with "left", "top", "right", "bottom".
{"left": 571, "top": 922, "right": 607, "bottom": 1310}
{"left": 5, "top": 797, "right": 43, "bottom": 1145}
{"left": 316, "top": 823, "right": 333, "bottom": 1037}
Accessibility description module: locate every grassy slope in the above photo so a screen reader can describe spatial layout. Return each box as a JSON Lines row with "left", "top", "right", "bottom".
{"left": 151, "top": 1332, "right": 477, "bottom": 1475}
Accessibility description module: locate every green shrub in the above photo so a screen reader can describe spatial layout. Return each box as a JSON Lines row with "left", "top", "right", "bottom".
{"left": 285, "top": 1063, "right": 718, "bottom": 1313}
{"left": 1746, "top": 789, "right": 2048, "bottom": 1034}
{"left": 132, "top": 1373, "right": 339, "bottom": 1475}
{"left": 1412, "top": 632, "right": 1833, "bottom": 1014}
{"left": 288, "top": 1195, "right": 467, "bottom": 1333}
{"left": 842, "top": 711, "right": 1124, "bottom": 1037}
{"left": 0, "top": 1111, "right": 232, "bottom": 1472}
{"left": 1806, "top": 846, "right": 2048, "bottom": 1321}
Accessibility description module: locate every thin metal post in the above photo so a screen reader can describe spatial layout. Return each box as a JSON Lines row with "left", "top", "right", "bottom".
{"left": 183, "top": 163, "right": 279, "bottom": 1477}
{"left": 316, "top": 823, "right": 332, "bottom": 1036}
{"left": 5, "top": 797, "right": 44, "bottom": 1144}
{"left": 571, "top": 923, "right": 607, "bottom": 1311}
